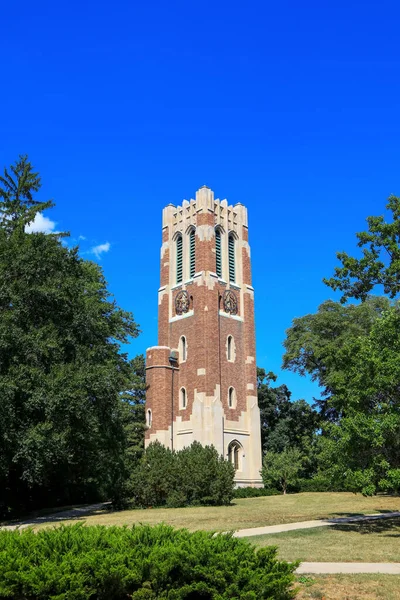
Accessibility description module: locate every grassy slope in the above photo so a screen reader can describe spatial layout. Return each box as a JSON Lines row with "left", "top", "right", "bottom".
{"left": 295, "top": 574, "right": 400, "bottom": 600}
{"left": 250, "top": 516, "right": 400, "bottom": 562}
{"left": 37, "top": 493, "right": 400, "bottom": 531}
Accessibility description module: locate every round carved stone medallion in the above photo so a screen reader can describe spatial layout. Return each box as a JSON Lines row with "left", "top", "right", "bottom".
{"left": 175, "top": 290, "right": 190, "bottom": 315}
{"left": 223, "top": 290, "right": 238, "bottom": 315}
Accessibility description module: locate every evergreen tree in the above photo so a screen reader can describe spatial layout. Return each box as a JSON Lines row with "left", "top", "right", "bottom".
{"left": 0, "top": 156, "right": 139, "bottom": 517}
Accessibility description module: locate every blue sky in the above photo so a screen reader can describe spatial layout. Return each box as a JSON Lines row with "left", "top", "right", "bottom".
{"left": 1, "top": 0, "right": 400, "bottom": 403}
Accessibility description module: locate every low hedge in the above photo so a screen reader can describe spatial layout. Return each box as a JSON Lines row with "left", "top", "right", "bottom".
{"left": 233, "top": 487, "right": 281, "bottom": 498}
{"left": 297, "top": 476, "right": 347, "bottom": 493}
{"left": 0, "top": 523, "right": 298, "bottom": 599}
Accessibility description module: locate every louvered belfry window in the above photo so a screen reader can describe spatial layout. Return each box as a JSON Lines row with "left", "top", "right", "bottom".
{"left": 176, "top": 235, "right": 183, "bottom": 284}
{"left": 189, "top": 229, "right": 196, "bottom": 278}
{"left": 228, "top": 234, "right": 235, "bottom": 282}
{"left": 215, "top": 228, "right": 222, "bottom": 277}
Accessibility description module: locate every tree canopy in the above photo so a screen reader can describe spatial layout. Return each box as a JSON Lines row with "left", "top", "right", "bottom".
{"left": 324, "top": 195, "right": 400, "bottom": 302}
{"left": 257, "top": 368, "right": 319, "bottom": 454}
{"left": 0, "top": 156, "right": 139, "bottom": 517}
{"left": 283, "top": 194, "right": 400, "bottom": 494}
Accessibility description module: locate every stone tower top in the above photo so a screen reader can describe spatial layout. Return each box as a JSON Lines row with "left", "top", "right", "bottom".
{"left": 162, "top": 186, "right": 248, "bottom": 235}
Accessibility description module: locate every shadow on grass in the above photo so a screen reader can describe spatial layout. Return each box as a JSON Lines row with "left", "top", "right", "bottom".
{"left": 333, "top": 516, "right": 400, "bottom": 537}
{"left": 7, "top": 502, "right": 111, "bottom": 528}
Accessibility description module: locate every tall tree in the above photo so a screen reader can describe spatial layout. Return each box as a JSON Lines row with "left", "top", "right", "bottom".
{"left": 324, "top": 195, "right": 400, "bottom": 302}
{"left": 121, "top": 354, "right": 147, "bottom": 463}
{"left": 257, "top": 368, "right": 319, "bottom": 476}
{"left": 0, "top": 156, "right": 139, "bottom": 517}
{"left": 313, "top": 305, "right": 400, "bottom": 494}
{"left": 283, "top": 297, "right": 390, "bottom": 419}
{"left": 262, "top": 448, "right": 304, "bottom": 495}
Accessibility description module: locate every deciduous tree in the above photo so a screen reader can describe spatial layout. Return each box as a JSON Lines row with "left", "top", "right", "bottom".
{"left": 0, "top": 156, "right": 139, "bottom": 517}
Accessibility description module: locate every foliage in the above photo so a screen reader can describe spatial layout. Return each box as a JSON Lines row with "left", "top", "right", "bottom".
{"left": 130, "top": 441, "right": 235, "bottom": 507}
{"left": 120, "top": 355, "right": 147, "bottom": 463}
{"left": 0, "top": 523, "right": 298, "bottom": 600}
{"left": 257, "top": 369, "right": 319, "bottom": 479}
{"left": 262, "top": 449, "right": 304, "bottom": 495}
{"left": 233, "top": 486, "right": 281, "bottom": 498}
{"left": 297, "top": 474, "right": 346, "bottom": 493}
{"left": 0, "top": 156, "right": 139, "bottom": 517}
{"left": 324, "top": 195, "right": 400, "bottom": 302}
{"left": 283, "top": 297, "right": 400, "bottom": 494}
{"left": 311, "top": 305, "right": 400, "bottom": 495}
{"left": 283, "top": 191, "right": 400, "bottom": 495}
{"left": 130, "top": 441, "right": 179, "bottom": 507}
{"left": 112, "top": 355, "right": 147, "bottom": 509}
{"left": 282, "top": 297, "right": 390, "bottom": 419}
{"left": 0, "top": 155, "right": 55, "bottom": 234}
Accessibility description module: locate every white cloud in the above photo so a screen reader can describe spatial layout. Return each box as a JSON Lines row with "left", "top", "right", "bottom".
{"left": 25, "top": 213, "right": 57, "bottom": 234}
{"left": 91, "top": 242, "right": 111, "bottom": 258}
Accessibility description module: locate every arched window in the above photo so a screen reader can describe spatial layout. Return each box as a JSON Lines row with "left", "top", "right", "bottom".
{"left": 180, "top": 335, "right": 187, "bottom": 362}
{"left": 228, "top": 441, "right": 242, "bottom": 471}
{"left": 180, "top": 387, "right": 187, "bottom": 409}
{"left": 176, "top": 234, "right": 183, "bottom": 284}
{"left": 227, "top": 335, "right": 233, "bottom": 361}
{"left": 228, "top": 233, "right": 235, "bottom": 283}
{"left": 189, "top": 229, "right": 196, "bottom": 278}
{"left": 228, "top": 386, "right": 236, "bottom": 409}
{"left": 215, "top": 228, "right": 222, "bottom": 278}
{"left": 147, "top": 409, "right": 152, "bottom": 427}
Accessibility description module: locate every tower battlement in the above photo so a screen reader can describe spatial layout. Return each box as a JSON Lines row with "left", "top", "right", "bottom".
{"left": 145, "top": 186, "right": 262, "bottom": 486}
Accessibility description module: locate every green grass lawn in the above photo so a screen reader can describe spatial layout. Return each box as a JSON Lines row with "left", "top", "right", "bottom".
{"left": 250, "top": 516, "right": 400, "bottom": 562}
{"left": 37, "top": 493, "right": 400, "bottom": 532}
{"left": 295, "top": 574, "right": 400, "bottom": 600}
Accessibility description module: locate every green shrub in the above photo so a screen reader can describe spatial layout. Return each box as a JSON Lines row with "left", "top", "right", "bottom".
{"left": 131, "top": 441, "right": 235, "bottom": 507}
{"left": 130, "top": 441, "right": 178, "bottom": 507}
{"left": 0, "top": 524, "right": 298, "bottom": 599}
{"left": 233, "top": 486, "right": 281, "bottom": 498}
{"left": 297, "top": 475, "right": 346, "bottom": 493}
{"left": 176, "top": 442, "right": 235, "bottom": 506}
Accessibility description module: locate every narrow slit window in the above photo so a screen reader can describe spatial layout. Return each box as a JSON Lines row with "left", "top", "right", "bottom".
{"left": 228, "top": 234, "right": 235, "bottom": 283}
{"left": 228, "top": 387, "right": 235, "bottom": 408}
{"left": 180, "top": 387, "right": 187, "bottom": 409}
{"left": 176, "top": 235, "right": 183, "bottom": 284}
{"left": 181, "top": 336, "right": 187, "bottom": 361}
{"left": 215, "top": 228, "right": 222, "bottom": 277}
{"left": 189, "top": 229, "right": 196, "bottom": 278}
{"left": 227, "top": 336, "right": 233, "bottom": 361}
{"left": 147, "top": 409, "right": 152, "bottom": 427}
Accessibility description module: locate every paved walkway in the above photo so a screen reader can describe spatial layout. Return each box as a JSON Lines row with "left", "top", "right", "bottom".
{"left": 233, "top": 511, "right": 400, "bottom": 538}
{"left": 0, "top": 502, "right": 110, "bottom": 531}
{"left": 296, "top": 562, "right": 400, "bottom": 574}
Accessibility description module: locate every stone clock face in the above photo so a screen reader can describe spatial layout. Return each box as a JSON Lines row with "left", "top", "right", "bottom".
{"left": 223, "top": 290, "right": 238, "bottom": 315}
{"left": 175, "top": 290, "right": 190, "bottom": 315}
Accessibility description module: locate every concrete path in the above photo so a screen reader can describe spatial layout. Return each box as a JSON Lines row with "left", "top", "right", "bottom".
{"left": 233, "top": 511, "right": 400, "bottom": 538}
{"left": 0, "top": 502, "right": 110, "bottom": 531}
{"left": 296, "top": 562, "right": 400, "bottom": 574}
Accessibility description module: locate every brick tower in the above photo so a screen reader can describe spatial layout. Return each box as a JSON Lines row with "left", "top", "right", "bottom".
{"left": 145, "top": 186, "right": 262, "bottom": 486}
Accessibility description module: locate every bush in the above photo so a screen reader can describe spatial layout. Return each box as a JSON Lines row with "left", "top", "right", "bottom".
{"left": 0, "top": 524, "right": 298, "bottom": 599}
{"left": 131, "top": 441, "right": 235, "bottom": 507}
{"left": 297, "top": 475, "right": 347, "bottom": 493}
{"left": 233, "top": 487, "right": 281, "bottom": 498}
